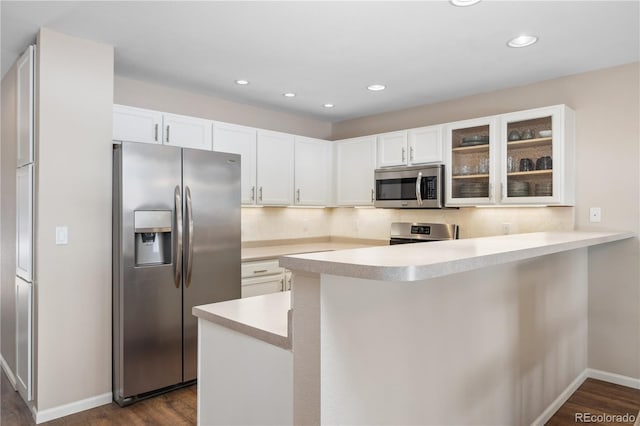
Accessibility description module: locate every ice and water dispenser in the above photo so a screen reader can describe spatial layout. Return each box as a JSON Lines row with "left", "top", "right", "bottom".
{"left": 134, "top": 210, "right": 172, "bottom": 266}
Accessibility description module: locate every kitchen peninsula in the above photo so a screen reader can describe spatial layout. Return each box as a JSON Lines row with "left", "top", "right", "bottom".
{"left": 194, "top": 231, "right": 632, "bottom": 425}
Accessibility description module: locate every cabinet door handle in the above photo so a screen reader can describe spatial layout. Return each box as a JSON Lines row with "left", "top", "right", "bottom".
{"left": 253, "top": 269, "right": 268, "bottom": 274}
{"left": 154, "top": 123, "right": 159, "bottom": 142}
{"left": 251, "top": 186, "right": 255, "bottom": 201}
{"left": 280, "top": 278, "right": 285, "bottom": 292}
{"left": 166, "top": 125, "right": 170, "bottom": 143}
{"left": 402, "top": 147, "right": 406, "bottom": 163}
{"left": 259, "top": 187, "right": 263, "bottom": 201}
{"left": 371, "top": 189, "right": 375, "bottom": 203}
{"left": 410, "top": 146, "right": 414, "bottom": 161}
{"left": 296, "top": 189, "right": 300, "bottom": 202}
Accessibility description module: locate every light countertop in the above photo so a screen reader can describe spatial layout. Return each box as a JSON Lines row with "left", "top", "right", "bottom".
{"left": 242, "top": 238, "right": 385, "bottom": 262}
{"left": 193, "top": 291, "right": 291, "bottom": 349}
{"left": 279, "top": 231, "right": 634, "bottom": 282}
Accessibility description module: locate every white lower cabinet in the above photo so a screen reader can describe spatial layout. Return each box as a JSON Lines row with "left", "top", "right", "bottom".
{"left": 241, "top": 259, "right": 290, "bottom": 298}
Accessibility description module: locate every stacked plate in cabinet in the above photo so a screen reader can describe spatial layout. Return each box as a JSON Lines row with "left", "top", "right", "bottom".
{"left": 507, "top": 181, "right": 530, "bottom": 197}
{"left": 458, "top": 182, "right": 488, "bottom": 198}
{"left": 534, "top": 182, "right": 552, "bottom": 196}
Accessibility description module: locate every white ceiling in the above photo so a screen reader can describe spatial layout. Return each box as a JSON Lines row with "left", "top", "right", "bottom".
{"left": 2, "top": 1, "right": 639, "bottom": 122}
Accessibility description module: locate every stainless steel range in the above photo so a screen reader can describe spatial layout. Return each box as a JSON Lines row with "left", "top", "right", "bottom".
{"left": 390, "top": 222, "right": 459, "bottom": 245}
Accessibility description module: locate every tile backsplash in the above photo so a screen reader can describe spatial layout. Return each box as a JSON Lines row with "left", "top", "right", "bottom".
{"left": 242, "top": 206, "right": 574, "bottom": 242}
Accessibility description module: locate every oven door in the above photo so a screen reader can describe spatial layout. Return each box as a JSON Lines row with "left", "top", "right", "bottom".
{"left": 374, "top": 165, "right": 443, "bottom": 208}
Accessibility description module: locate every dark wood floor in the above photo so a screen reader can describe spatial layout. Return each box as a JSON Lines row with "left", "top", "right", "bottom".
{"left": 2, "top": 370, "right": 639, "bottom": 425}
{"left": 546, "top": 378, "right": 640, "bottom": 426}
{"left": 1, "top": 369, "right": 197, "bottom": 425}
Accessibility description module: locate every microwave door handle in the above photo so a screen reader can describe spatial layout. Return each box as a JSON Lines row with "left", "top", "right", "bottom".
{"left": 416, "top": 172, "right": 423, "bottom": 206}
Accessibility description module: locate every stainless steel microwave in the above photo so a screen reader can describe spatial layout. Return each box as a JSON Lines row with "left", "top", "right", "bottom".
{"left": 374, "top": 164, "right": 444, "bottom": 208}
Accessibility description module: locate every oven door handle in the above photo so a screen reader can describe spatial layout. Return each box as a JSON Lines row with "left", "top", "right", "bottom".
{"left": 415, "top": 172, "right": 423, "bottom": 206}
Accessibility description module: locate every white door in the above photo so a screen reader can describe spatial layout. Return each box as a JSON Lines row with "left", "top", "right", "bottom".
{"left": 377, "top": 131, "right": 407, "bottom": 168}
{"left": 408, "top": 125, "right": 443, "bottom": 165}
{"left": 16, "top": 165, "right": 33, "bottom": 282}
{"left": 163, "top": 113, "right": 213, "bottom": 150}
{"left": 256, "top": 131, "right": 294, "bottom": 205}
{"left": 17, "top": 46, "right": 35, "bottom": 167}
{"left": 112, "top": 104, "right": 163, "bottom": 144}
{"left": 213, "top": 123, "right": 258, "bottom": 204}
{"left": 16, "top": 277, "right": 33, "bottom": 401}
{"left": 335, "top": 136, "right": 377, "bottom": 206}
{"left": 294, "top": 137, "right": 330, "bottom": 206}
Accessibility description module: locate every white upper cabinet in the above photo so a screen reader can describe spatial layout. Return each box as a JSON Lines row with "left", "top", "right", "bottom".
{"left": 162, "top": 113, "right": 212, "bottom": 150}
{"left": 408, "top": 125, "right": 443, "bottom": 165}
{"left": 335, "top": 136, "right": 377, "bottom": 206}
{"left": 213, "top": 123, "right": 258, "bottom": 205}
{"left": 377, "top": 126, "right": 443, "bottom": 168}
{"left": 498, "top": 105, "right": 575, "bottom": 206}
{"left": 256, "top": 130, "right": 294, "bottom": 206}
{"left": 445, "top": 116, "right": 499, "bottom": 207}
{"left": 294, "top": 136, "right": 331, "bottom": 206}
{"left": 17, "top": 46, "right": 35, "bottom": 167}
{"left": 113, "top": 104, "right": 163, "bottom": 145}
{"left": 377, "top": 131, "right": 408, "bottom": 168}
{"left": 113, "top": 106, "right": 213, "bottom": 150}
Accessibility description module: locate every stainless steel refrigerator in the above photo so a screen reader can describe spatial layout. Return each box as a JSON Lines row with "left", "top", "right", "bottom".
{"left": 112, "top": 142, "right": 241, "bottom": 405}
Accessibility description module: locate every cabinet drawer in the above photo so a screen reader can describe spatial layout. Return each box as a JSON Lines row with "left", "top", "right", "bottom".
{"left": 241, "top": 275, "right": 284, "bottom": 298}
{"left": 241, "top": 259, "right": 284, "bottom": 278}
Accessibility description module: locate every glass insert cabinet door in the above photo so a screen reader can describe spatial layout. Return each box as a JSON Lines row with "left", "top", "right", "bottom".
{"left": 446, "top": 117, "right": 498, "bottom": 206}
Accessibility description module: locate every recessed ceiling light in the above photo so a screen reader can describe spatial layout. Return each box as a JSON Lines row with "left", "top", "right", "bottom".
{"left": 323, "top": 103, "right": 335, "bottom": 108}
{"left": 450, "top": 0, "right": 482, "bottom": 6}
{"left": 367, "top": 84, "right": 386, "bottom": 92}
{"left": 235, "top": 79, "right": 249, "bottom": 85}
{"left": 283, "top": 92, "right": 296, "bottom": 98}
{"left": 507, "top": 35, "right": 538, "bottom": 48}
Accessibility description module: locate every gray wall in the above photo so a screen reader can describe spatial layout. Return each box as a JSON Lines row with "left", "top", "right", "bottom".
{"left": 1, "top": 56, "right": 18, "bottom": 376}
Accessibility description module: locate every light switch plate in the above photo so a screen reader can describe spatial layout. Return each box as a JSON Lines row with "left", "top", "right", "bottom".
{"left": 55, "top": 226, "right": 68, "bottom": 245}
{"left": 589, "top": 207, "right": 601, "bottom": 223}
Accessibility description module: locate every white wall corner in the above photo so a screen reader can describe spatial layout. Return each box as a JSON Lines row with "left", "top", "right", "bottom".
{"left": 34, "top": 392, "right": 112, "bottom": 424}
{"left": 531, "top": 368, "right": 640, "bottom": 426}
{"left": 1, "top": 354, "right": 18, "bottom": 389}
{"left": 530, "top": 369, "right": 589, "bottom": 426}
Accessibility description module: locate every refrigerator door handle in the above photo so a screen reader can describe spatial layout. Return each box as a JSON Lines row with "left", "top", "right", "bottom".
{"left": 174, "top": 186, "right": 183, "bottom": 289}
{"left": 185, "top": 186, "right": 195, "bottom": 288}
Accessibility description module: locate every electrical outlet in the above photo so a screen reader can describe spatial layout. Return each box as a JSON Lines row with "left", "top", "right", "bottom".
{"left": 501, "top": 223, "right": 511, "bottom": 235}
{"left": 589, "top": 207, "right": 601, "bottom": 223}
{"left": 302, "top": 218, "right": 309, "bottom": 232}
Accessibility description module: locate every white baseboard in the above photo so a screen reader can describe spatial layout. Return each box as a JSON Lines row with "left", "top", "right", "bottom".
{"left": 34, "top": 392, "right": 112, "bottom": 424}
{"left": 531, "top": 369, "right": 589, "bottom": 426}
{"left": 531, "top": 368, "right": 640, "bottom": 426}
{"left": 0, "top": 354, "right": 18, "bottom": 390}
{"left": 586, "top": 368, "right": 640, "bottom": 389}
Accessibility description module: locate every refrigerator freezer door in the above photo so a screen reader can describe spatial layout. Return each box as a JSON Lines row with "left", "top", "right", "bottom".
{"left": 182, "top": 149, "right": 241, "bottom": 381}
{"left": 113, "top": 142, "right": 183, "bottom": 402}
{"left": 16, "top": 164, "right": 33, "bottom": 282}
